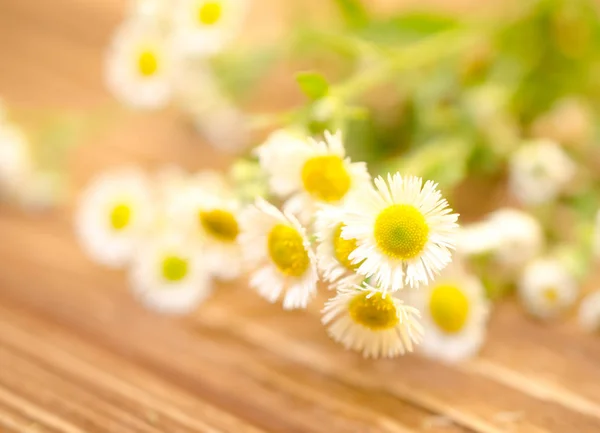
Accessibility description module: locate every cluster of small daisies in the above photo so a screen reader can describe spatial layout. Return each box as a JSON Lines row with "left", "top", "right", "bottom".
{"left": 76, "top": 130, "right": 510, "bottom": 361}
{"left": 106, "top": 0, "right": 249, "bottom": 151}
{"left": 458, "top": 132, "right": 600, "bottom": 332}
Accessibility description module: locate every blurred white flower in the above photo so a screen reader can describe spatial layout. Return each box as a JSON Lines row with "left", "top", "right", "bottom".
{"left": 239, "top": 198, "right": 318, "bottom": 309}
{"left": 256, "top": 130, "right": 371, "bottom": 221}
{"left": 314, "top": 205, "right": 364, "bottom": 289}
{"left": 343, "top": 174, "right": 458, "bottom": 292}
{"left": 322, "top": 283, "right": 423, "bottom": 358}
{"left": 167, "top": 171, "right": 243, "bottom": 281}
{"left": 105, "top": 19, "right": 172, "bottom": 109}
{"left": 130, "top": 231, "right": 212, "bottom": 314}
{"left": 578, "top": 290, "right": 600, "bottom": 332}
{"left": 128, "top": 0, "right": 170, "bottom": 22}
{"left": 76, "top": 168, "right": 155, "bottom": 268}
{"left": 485, "top": 208, "right": 543, "bottom": 267}
{"left": 456, "top": 221, "right": 502, "bottom": 256}
{"left": 518, "top": 257, "right": 579, "bottom": 320}
{"left": 0, "top": 123, "right": 32, "bottom": 199}
{"left": 405, "top": 262, "right": 489, "bottom": 363}
{"left": 171, "top": 0, "right": 248, "bottom": 56}
{"left": 509, "top": 139, "right": 576, "bottom": 206}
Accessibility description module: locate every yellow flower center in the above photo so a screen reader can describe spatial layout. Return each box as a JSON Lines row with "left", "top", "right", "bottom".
{"left": 542, "top": 287, "right": 559, "bottom": 305}
{"left": 429, "top": 284, "right": 470, "bottom": 334}
{"left": 373, "top": 204, "right": 429, "bottom": 260}
{"left": 197, "top": 1, "right": 222, "bottom": 25}
{"left": 348, "top": 291, "right": 399, "bottom": 331}
{"left": 162, "top": 255, "right": 189, "bottom": 282}
{"left": 109, "top": 203, "right": 132, "bottom": 231}
{"left": 268, "top": 224, "right": 310, "bottom": 277}
{"left": 301, "top": 155, "right": 351, "bottom": 202}
{"left": 332, "top": 223, "right": 360, "bottom": 270}
{"left": 199, "top": 209, "right": 239, "bottom": 242}
{"left": 137, "top": 50, "right": 159, "bottom": 77}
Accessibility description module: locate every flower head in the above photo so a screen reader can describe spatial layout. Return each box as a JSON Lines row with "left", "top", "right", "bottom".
{"left": 404, "top": 262, "right": 489, "bottom": 362}
{"left": 130, "top": 231, "right": 212, "bottom": 314}
{"left": 256, "top": 130, "right": 371, "bottom": 222}
{"left": 239, "top": 198, "right": 318, "bottom": 309}
{"left": 509, "top": 139, "right": 576, "bottom": 206}
{"left": 518, "top": 258, "right": 579, "bottom": 320}
{"left": 165, "top": 171, "right": 243, "bottom": 281}
{"left": 342, "top": 174, "right": 458, "bottom": 292}
{"left": 171, "top": 0, "right": 248, "bottom": 55}
{"left": 76, "top": 168, "right": 155, "bottom": 268}
{"left": 105, "top": 19, "right": 172, "bottom": 109}
{"left": 322, "top": 283, "right": 423, "bottom": 358}
{"left": 314, "top": 205, "right": 364, "bottom": 289}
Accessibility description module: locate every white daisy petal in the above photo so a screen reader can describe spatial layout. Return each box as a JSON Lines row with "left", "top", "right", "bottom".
{"left": 76, "top": 167, "right": 155, "bottom": 268}
{"left": 322, "top": 282, "right": 423, "bottom": 358}
{"left": 165, "top": 170, "right": 243, "bottom": 281}
{"left": 105, "top": 18, "right": 172, "bottom": 109}
{"left": 314, "top": 205, "right": 365, "bottom": 289}
{"left": 171, "top": 0, "right": 248, "bottom": 56}
{"left": 344, "top": 173, "right": 458, "bottom": 292}
{"left": 255, "top": 129, "right": 371, "bottom": 223}
{"left": 240, "top": 198, "right": 318, "bottom": 309}
{"left": 130, "top": 232, "right": 212, "bottom": 314}
{"left": 509, "top": 139, "right": 576, "bottom": 206}
{"left": 403, "top": 261, "right": 490, "bottom": 363}
{"left": 518, "top": 257, "right": 579, "bottom": 320}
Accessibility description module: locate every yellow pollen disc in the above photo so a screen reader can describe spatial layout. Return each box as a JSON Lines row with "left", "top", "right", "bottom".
{"left": 137, "top": 50, "right": 159, "bottom": 77}
{"left": 197, "top": 1, "right": 222, "bottom": 25}
{"left": 109, "top": 203, "right": 132, "bottom": 231}
{"left": 332, "top": 223, "right": 361, "bottom": 271}
{"left": 268, "top": 224, "right": 310, "bottom": 277}
{"left": 162, "top": 255, "right": 189, "bottom": 282}
{"left": 301, "top": 155, "right": 351, "bottom": 202}
{"left": 199, "top": 209, "right": 239, "bottom": 243}
{"left": 542, "top": 287, "right": 559, "bottom": 305}
{"left": 429, "top": 284, "right": 470, "bottom": 334}
{"left": 373, "top": 204, "right": 429, "bottom": 260}
{"left": 348, "top": 291, "right": 399, "bottom": 331}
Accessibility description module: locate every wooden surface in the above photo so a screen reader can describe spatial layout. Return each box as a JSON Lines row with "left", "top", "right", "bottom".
{"left": 1, "top": 0, "right": 600, "bottom": 432}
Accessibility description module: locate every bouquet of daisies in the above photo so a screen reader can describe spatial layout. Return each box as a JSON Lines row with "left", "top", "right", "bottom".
{"left": 14, "top": 0, "right": 599, "bottom": 361}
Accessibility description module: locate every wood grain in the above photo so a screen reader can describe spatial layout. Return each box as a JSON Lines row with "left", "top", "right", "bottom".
{"left": 0, "top": 0, "right": 599, "bottom": 432}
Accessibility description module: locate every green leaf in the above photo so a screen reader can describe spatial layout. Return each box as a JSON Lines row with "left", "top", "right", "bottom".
{"left": 359, "top": 12, "right": 460, "bottom": 45}
{"left": 296, "top": 72, "right": 330, "bottom": 100}
{"left": 333, "top": 0, "right": 368, "bottom": 29}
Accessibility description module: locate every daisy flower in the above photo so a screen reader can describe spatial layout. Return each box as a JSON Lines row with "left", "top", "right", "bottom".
{"left": 239, "top": 198, "right": 318, "bottom": 309}
{"left": 171, "top": 0, "right": 248, "bottom": 56}
{"left": 130, "top": 231, "right": 211, "bottom": 314}
{"left": 105, "top": 19, "right": 172, "bottom": 109}
{"left": 509, "top": 139, "right": 576, "bottom": 206}
{"left": 518, "top": 258, "right": 579, "bottom": 320}
{"left": 0, "top": 122, "right": 31, "bottom": 198}
{"left": 342, "top": 174, "right": 459, "bottom": 292}
{"left": 165, "top": 171, "right": 243, "bottom": 281}
{"left": 578, "top": 290, "right": 600, "bottom": 332}
{"left": 255, "top": 130, "right": 371, "bottom": 221}
{"left": 76, "top": 168, "right": 155, "bottom": 268}
{"left": 322, "top": 283, "right": 423, "bottom": 358}
{"left": 314, "top": 205, "right": 364, "bottom": 288}
{"left": 405, "top": 263, "right": 489, "bottom": 363}
{"left": 482, "top": 208, "right": 543, "bottom": 267}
